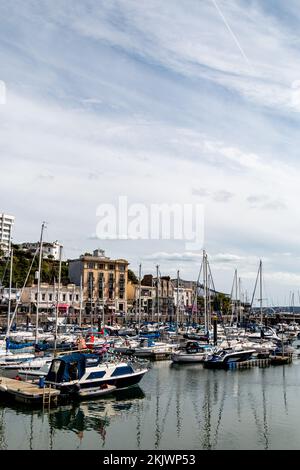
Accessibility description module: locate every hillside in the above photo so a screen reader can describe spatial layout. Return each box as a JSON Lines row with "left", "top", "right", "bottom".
{"left": 0, "top": 244, "right": 69, "bottom": 288}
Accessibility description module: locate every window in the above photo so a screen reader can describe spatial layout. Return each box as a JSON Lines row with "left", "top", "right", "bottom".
{"left": 119, "top": 303, "right": 124, "bottom": 311}
{"left": 99, "top": 264, "right": 104, "bottom": 269}
{"left": 76, "top": 294, "right": 79, "bottom": 302}
{"left": 109, "top": 264, "right": 114, "bottom": 270}
{"left": 87, "top": 371, "right": 106, "bottom": 380}
{"left": 50, "top": 360, "right": 61, "bottom": 374}
{"left": 88, "top": 262, "right": 95, "bottom": 269}
{"left": 88, "top": 272, "right": 94, "bottom": 300}
{"left": 42, "top": 294, "right": 45, "bottom": 301}
{"left": 69, "top": 294, "right": 72, "bottom": 301}
{"left": 35, "top": 293, "right": 38, "bottom": 301}
{"left": 111, "top": 366, "right": 133, "bottom": 377}
{"left": 98, "top": 273, "right": 104, "bottom": 299}
{"left": 62, "top": 294, "right": 66, "bottom": 302}
{"left": 68, "top": 362, "right": 79, "bottom": 380}
{"left": 119, "top": 264, "right": 125, "bottom": 272}
{"left": 49, "top": 294, "right": 53, "bottom": 301}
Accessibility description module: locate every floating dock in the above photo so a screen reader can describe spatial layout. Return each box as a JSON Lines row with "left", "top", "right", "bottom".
{"left": 0, "top": 377, "right": 60, "bottom": 405}
{"left": 227, "top": 355, "right": 293, "bottom": 370}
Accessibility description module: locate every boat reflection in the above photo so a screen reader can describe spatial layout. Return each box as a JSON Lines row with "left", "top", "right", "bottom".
{"left": 0, "top": 362, "right": 295, "bottom": 450}
{"left": 48, "top": 386, "right": 145, "bottom": 446}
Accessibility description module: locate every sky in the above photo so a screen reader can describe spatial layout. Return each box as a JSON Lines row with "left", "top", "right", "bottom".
{"left": 1, "top": 0, "right": 300, "bottom": 306}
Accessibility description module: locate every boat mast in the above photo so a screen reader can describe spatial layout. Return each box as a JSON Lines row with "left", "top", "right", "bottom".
{"left": 7, "top": 247, "right": 13, "bottom": 333}
{"left": 151, "top": 276, "right": 154, "bottom": 323}
{"left": 235, "top": 269, "right": 238, "bottom": 322}
{"left": 138, "top": 263, "right": 142, "bottom": 331}
{"left": 238, "top": 277, "right": 242, "bottom": 324}
{"left": 203, "top": 250, "right": 207, "bottom": 332}
{"left": 176, "top": 270, "right": 180, "bottom": 334}
{"left": 259, "top": 260, "right": 263, "bottom": 326}
{"left": 54, "top": 244, "right": 62, "bottom": 354}
{"left": 79, "top": 274, "right": 83, "bottom": 328}
{"left": 156, "top": 265, "right": 160, "bottom": 323}
{"left": 35, "top": 222, "right": 45, "bottom": 344}
{"left": 208, "top": 272, "right": 211, "bottom": 331}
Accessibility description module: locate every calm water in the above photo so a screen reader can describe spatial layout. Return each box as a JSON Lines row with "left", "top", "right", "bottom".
{"left": 1, "top": 357, "right": 300, "bottom": 450}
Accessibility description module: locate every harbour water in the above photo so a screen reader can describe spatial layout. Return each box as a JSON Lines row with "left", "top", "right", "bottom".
{"left": 1, "top": 356, "right": 300, "bottom": 450}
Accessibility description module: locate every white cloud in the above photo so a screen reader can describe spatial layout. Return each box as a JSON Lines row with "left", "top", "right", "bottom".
{"left": 2, "top": 1, "right": 300, "bottom": 303}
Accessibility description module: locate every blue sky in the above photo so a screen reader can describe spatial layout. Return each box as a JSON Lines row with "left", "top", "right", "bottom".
{"left": 1, "top": 0, "right": 300, "bottom": 305}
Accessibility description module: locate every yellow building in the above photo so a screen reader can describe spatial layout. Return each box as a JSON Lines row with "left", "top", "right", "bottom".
{"left": 68, "top": 249, "right": 128, "bottom": 315}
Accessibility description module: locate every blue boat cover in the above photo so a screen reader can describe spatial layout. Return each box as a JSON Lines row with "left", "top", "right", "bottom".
{"left": 6, "top": 339, "right": 34, "bottom": 350}
{"left": 46, "top": 353, "right": 101, "bottom": 383}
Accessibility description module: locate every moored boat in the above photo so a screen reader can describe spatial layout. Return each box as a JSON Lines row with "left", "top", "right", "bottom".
{"left": 171, "top": 342, "right": 217, "bottom": 363}
{"left": 45, "top": 352, "right": 149, "bottom": 396}
{"left": 203, "top": 348, "right": 256, "bottom": 369}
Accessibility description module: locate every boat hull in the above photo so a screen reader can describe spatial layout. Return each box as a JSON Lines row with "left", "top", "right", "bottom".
{"left": 47, "top": 368, "right": 148, "bottom": 395}
{"left": 204, "top": 350, "right": 255, "bottom": 369}
{"left": 171, "top": 353, "right": 206, "bottom": 363}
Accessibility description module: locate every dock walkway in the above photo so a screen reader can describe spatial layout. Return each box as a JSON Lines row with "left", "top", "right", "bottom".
{"left": 0, "top": 377, "right": 60, "bottom": 405}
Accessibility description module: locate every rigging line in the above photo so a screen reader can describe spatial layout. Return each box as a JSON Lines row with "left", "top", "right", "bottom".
{"left": 191, "top": 261, "right": 203, "bottom": 319}
{"left": 205, "top": 257, "right": 229, "bottom": 342}
{"left": 210, "top": 0, "right": 254, "bottom": 72}
{"left": 250, "top": 263, "right": 260, "bottom": 311}
{"left": 207, "top": 258, "right": 217, "bottom": 293}
{"left": 6, "top": 247, "right": 39, "bottom": 336}
{"left": 0, "top": 256, "right": 10, "bottom": 285}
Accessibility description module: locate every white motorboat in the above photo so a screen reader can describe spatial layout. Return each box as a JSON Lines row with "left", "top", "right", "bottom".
{"left": 18, "top": 362, "right": 51, "bottom": 381}
{"left": 0, "top": 353, "right": 36, "bottom": 378}
{"left": 45, "top": 352, "right": 149, "bottom": 395}
{"left": 172, "top": 342, "right": 217, "bottom": 363}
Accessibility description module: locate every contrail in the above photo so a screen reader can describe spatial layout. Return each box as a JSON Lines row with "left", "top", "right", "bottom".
{"left": 210, "top": 0, "right": 254, "bottom": 73}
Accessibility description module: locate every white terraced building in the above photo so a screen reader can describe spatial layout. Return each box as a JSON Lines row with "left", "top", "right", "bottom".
{"left": 0, "top": 213, "right": 14, "bottom": 254}
{"left": 20, "top": 240, "right": 63, "bottom": 260}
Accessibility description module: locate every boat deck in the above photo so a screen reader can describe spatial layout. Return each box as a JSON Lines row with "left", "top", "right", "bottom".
{"left": 0, "top": 376, "right": 60, "bottom": 405}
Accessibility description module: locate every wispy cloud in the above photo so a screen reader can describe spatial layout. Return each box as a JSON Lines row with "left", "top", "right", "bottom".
{"left": 247, "top": 194, "right": 286, "bottom": 211}
{"left": 1, "top": 1, "right": 300, "bottom": 302}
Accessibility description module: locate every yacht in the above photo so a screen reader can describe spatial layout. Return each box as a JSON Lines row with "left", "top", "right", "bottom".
{"left": 45, "top": 352, "right": 149, "bottom": 396}
{"left": 18, "top": 361, "right": 51, "bottom": 381}
{"left": 171, "top": 342, "right": 217, "bottom": 363}
{"left": 0, "top": 353, "right": 36, "bottom": 378}
{"left": 133, "top": 340, "right": 175, "bottom": 359}
{"left": 203, "top": 348, "right": 256, "bottom": 369}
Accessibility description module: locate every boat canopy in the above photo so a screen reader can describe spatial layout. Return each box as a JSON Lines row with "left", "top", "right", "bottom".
{"left": 46, "top": 353, "right": 101, "bottom": 383}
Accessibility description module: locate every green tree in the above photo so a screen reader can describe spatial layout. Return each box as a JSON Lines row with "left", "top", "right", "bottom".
{"left": 0, "top": 249, "right": 70, "bottom": 288}
{"left": 128, "top": 269, "right": 138, "bottom": 284}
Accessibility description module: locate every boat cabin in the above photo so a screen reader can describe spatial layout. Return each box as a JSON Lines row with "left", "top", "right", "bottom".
{"left": 46, "top": 353, "right": 101, "bottom": 383}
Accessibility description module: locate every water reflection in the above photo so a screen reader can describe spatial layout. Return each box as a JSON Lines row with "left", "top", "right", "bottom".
{"left": 48, "top": 387, "right": 145, "bottom": 447}
{"left": 0, "top": 363, "right": 298, "bottom": 449}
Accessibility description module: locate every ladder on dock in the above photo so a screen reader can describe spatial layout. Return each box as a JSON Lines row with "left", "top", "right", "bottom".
{"left": 42, "top": 385, "right": 54, "bottom": 410}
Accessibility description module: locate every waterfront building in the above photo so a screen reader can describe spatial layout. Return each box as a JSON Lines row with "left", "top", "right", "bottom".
{"left": 141, "top": 274, "right": 174, "bottom": 320}
{"left": 19, "top": 240, "right": 63, "bottom": 260}
{"left": 127, "top": 281, "right": 156, "bottom": 317}
{"left": 20, "top": 282, "right": 81, "bottom": 314}
{"left": 0, "top": 213, "right": 14, "bottom": 255}
{"left": 68, "top": 249, "right": 128, "bottom": 315}
{"left": 0, "top": 287, "right": 21, "bottom": 305}
{"left": 171, "top": 278, "right": 196, "bottom": 314}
